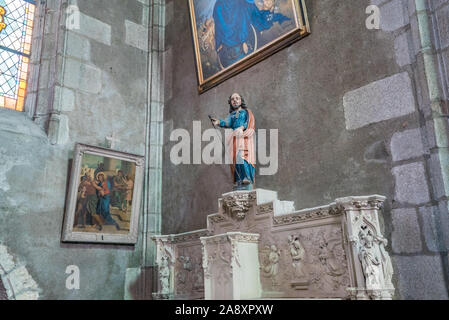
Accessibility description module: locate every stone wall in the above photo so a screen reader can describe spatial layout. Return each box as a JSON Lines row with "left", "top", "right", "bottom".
{"left": 162, "top": 0, "right": 449, "bottom": 299}
{"left": 0, "top": 0, "right": 155, "bottom": 299}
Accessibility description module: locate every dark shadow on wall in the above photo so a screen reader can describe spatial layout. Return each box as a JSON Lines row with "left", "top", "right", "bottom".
{"left": 126, "top": 266, "right": 156, "bottom": 300}
{"left": 0, "top": 277, "right": 8, "bottom": 300}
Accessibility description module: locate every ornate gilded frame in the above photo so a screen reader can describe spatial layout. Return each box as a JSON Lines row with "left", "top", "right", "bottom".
{"left": 188, "top": 0, "right": 310, "bottom": 93}
{"left": 62, "top": 143, "right": 144, "bottom": 244}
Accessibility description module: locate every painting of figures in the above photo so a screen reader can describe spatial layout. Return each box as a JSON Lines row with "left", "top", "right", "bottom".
{"left": 62, "top": 144, "right": 144, "bottom": 244}
{"left": 189, "top": 0, "right": 310, "bottom": 92}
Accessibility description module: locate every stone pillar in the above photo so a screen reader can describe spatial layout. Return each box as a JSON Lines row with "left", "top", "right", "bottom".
{"left": 201, "top": 232, "right": 261, "bottom": 300}
{"left": 152, "top": 236, "right": 175, "bottom": 300}
{"left": 337, "top": 196, "right": 395, "bottom": 300}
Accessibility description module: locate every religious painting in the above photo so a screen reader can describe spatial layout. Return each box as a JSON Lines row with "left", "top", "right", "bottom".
{"left": 62, "top": 144, "right": 144, "bottom": 244}
{"left": 188, "top": 0, "right": 310, "bottom": 93}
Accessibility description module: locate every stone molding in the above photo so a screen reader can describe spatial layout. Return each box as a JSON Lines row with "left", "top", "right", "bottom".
{"left": 273, "top": 204, "right": 343, "bottom": 226}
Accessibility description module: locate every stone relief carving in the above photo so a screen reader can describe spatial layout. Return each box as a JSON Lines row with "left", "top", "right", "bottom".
{"left": 273, "top": 204, "right": 343, "bottom": 226}
{"left": 338, "top": 195, "right": 394, "bottom": 299}
{"left": 159, "top": 253, "right": 171, "bottom": 295}
{"left": 222, "top": 192, "right": 256, "bottom": 220}
{"left": 288, "top": 234, "right": 309, "bottom": 289}
{"left": 261, "top": 244, "right": 281, "bottom": 287}
{"left": 304, "top": 228, "right": 350, "bottom": 293}
{"left": 356, "top": 224, "right": 394, "bottom": 294}
{"left": 153, "top": 191, "right": 394, "bottom": 300}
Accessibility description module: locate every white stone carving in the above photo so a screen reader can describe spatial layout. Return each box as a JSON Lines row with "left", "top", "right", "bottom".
{"left": 221, "top": 191, "right": 256, "bottom": 220}
{"left": 337, "top": 195, "right": 395, "bottom": 300}
{"left": 288, "top": 235, "right": 309, "bottom": 290}
{"left": 152, "top": 190, "right": 394, "bottom": 300}
{"left": 159, "top": 253, "right": 171, "bottom": 295}
{"left": 201, "top": 232, "right": 261, "bottom": 300}
{"left": 261, "top": 244, "right": 281, "bottom": 286}
{"left": 152, "top": 236, "right": 175, "bottom": 300}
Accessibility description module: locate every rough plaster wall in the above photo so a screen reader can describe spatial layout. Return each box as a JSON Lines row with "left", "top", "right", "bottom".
{"left": 162, "top": 0, "right": 449, "bottom": 299}
{"left": 0, "top": 0, "right": 150, "bottom": 299}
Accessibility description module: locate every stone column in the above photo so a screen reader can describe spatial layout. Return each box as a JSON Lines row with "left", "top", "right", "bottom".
{"left": 152, "top": 236, "right": 175, "bottom": 300}
{"left": 337, "top": 196, "right": 395, "bottom": 300}
{"left": 201, "top": 232, "right": 261, "bottom": 300}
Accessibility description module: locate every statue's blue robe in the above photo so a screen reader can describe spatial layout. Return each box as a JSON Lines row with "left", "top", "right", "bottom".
{"left": 219, "top": 109, "right": 255, "bottom": 186}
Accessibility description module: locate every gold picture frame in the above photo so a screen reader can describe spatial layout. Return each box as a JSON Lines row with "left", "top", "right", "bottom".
{"left": 188, "top": 0, "right": 310, "bottom": 93}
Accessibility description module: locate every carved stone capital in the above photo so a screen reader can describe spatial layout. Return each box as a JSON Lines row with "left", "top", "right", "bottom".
{"left": 221, "top": 191, "right": 256, "bottom": 220}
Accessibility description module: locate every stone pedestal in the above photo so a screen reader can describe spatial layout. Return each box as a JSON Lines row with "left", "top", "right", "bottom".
{"left": 201, "top": 232, "right": 261, "bottom": 300}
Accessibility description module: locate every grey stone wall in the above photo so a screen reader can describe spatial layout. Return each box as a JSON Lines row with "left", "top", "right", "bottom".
{"left": 0, "top": 0, "right": 152, "bottom": 299}
{"left": 162, "top": 0, "right": 449, "bottom": 299}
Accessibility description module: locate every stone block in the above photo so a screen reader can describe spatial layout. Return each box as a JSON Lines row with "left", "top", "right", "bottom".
{"left": 54, "top": 86, "right": 75, "bottom": 112}
{"left": 394, "top": 255, "right": 448, "bottom": 299}
{"left": 391, "top": 208, "right": 422, "bottom": 253}
{"left": 419, "top": 206, "right": 443, "bottom": 252}
{"left": 394, "top": 31, "right": 413, "bottom": 67}
{"left": 427, "top": 152, "right": 446, "bottom": 199}
{"left": 343, "top": 72, "right": 416, "bottom": 130}
{"left": 72, "top": 13, "right": 111, "bottom": 46}
{"left": 63, "top": 58, "right": 102, "bottom": 94}
{"left": 125, "top": 20, "right": 149, "bottom": 52}
{"left": 392, "top": 162, "right": 430, "bottom": 205}
{"left": 66, "top": 31, "right": 91, "bottom": 61}
{"left": 390, "top": 128, "right": 424, "bottom": 162}
{"left": 380, "top": 0, "right": 409, "bottom": 32}
{"left": 435, "top": 5, "right": 449, "bottom": 49}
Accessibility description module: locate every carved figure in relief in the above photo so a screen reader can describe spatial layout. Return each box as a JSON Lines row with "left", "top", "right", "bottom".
{"left": 288, "top": 235, "right": 306, "bottom": 278}
{"left": 193, "top": 259, "right": 204, "bottom": 290}
{"left": 159, "top": 254, "right": 171, "bottom": 295}
{"left": 177, "top": 255, "right": 193, "bottom": 286}
{"left": 262, "top": 245, "right": 280, "bottom": 285}
{"left": 159, "top": 255, "right": 171, "bottom": 294}
{"left": 358, "top": 227, "right": 382, "bottom": 288}
{"left": 317, "top": 237, "right": 346, "bottom": 277}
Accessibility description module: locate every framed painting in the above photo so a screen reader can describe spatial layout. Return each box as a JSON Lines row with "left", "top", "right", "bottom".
{"left": 188, "top": 0, "right": 310, "bottom": 93}
{"left": 62, "top": 143, "right": 144, "bottom": 244}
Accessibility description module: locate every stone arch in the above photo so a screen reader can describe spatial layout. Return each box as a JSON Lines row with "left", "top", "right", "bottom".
{"left": 0, "top": 245, "right": 39, "bottom": 300}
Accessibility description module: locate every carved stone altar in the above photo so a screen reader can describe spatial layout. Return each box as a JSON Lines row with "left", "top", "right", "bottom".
{"left": 152, "top": 189, "right": 395, "bottom": 300}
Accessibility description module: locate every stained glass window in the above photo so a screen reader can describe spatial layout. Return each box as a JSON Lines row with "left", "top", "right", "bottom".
{"left": 0, "top": 0, "right": 36, "bottom": 112}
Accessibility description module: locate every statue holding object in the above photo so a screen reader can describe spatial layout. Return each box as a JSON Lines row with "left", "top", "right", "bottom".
{"left": 211, "top": 93, "right": 256, "bottom": 191}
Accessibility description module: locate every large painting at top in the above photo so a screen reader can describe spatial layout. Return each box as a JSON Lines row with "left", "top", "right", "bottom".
{"left": 189, "top": 0, "right": 310, "bottom": 93}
